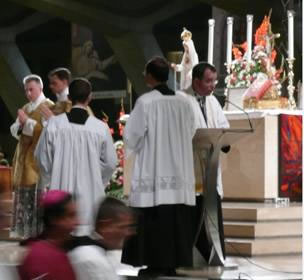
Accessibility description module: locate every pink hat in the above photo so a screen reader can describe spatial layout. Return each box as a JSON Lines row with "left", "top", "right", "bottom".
{"left": 40, "top": 190, "right": 70, "bottom": 208}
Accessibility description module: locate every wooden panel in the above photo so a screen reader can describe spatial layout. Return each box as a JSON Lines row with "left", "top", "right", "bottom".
{"left": 0, "top": 167, "right": 12, "bottom": 199}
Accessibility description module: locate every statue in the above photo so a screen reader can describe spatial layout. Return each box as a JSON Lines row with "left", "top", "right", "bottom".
{"left": 171, "top": 28, "right": 199, "bottom": 90}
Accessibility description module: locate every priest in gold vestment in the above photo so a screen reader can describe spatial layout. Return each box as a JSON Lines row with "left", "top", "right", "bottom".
{"left": 10, "top": 74, "right": 54, "bottom": 238}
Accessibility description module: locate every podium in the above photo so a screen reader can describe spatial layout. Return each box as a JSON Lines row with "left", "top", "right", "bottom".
{"left": 193, "top": 128, "right": 252, "bottom": 266}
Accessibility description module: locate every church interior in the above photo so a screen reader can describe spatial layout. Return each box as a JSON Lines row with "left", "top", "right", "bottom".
{"left": 0, "top": 0, "right": 302, "bottom": 279}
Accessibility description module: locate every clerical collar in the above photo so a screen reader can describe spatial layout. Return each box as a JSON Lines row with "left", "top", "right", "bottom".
{"left": 56, "top": 87, "right": 69, "bottom": 102}
{"left": 67, "top": 106, "right": 89, "bottom": 124}
{"left": 154, "top": 84, "right": 175, "bottom": 95}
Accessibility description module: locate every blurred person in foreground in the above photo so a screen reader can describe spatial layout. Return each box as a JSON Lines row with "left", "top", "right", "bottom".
{"left": 18, "top": 190, "right": 78, "bottom": 280}
{"left": 67, "top": 197, "right": 136, "bottom": 280}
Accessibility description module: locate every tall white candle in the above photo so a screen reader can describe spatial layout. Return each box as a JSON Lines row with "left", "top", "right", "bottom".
{"left": 226, "top": 17, "right": 234, "bottom": 65}
{"left": 246, "top": 15, "right": 253, "bottom": 62}
{"left": 287, "top": 10, "right": 294, "bottom": 59}
{"left": 208, "top": 19, "right": 215, "bottom": 65}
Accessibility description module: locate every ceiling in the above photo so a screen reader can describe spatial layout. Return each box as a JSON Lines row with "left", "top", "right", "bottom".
{"left": 0, "top": 0, "right": 294, "bottom": 34}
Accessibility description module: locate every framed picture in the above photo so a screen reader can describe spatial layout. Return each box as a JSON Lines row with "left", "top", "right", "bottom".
{"left": 71, "top": 24, "right": 126, "bottom": 99}
{"left": 71, "top": 24, "right": 128, "bottom": 138}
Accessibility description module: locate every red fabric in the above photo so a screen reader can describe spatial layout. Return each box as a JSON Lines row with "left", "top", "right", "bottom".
{"left": 279, "top": 114, "right": 302, "bottom": 201}
{"left": 19, "top": 240, "right": 76, "bottom": 280}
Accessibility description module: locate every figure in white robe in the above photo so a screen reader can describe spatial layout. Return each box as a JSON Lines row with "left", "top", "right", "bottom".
{"left": 122, "top": 57, "right": 196, "bottom": 275}
{"left": 124, "top": 89, "right": 196, "bottom": 207}
{"left": 35, "top": 78, "right": 117, "bottom": 235}
{"left": 172, "top": 28, "right": 199, "bottom": 90}
{"left": 68, "top": 197, "right": 135, "bottom": 280}
{"left": 182, "top": 62, "right": 229, "bottom": 264}
{"left": 180, "top": 89, "right": 229, "bottom": 197}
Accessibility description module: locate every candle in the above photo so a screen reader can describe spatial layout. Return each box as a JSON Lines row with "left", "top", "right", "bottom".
{"left": 287, "top": 10, "right": 294, "bottom": 59}
{"left": 246, "top": 15, "right": 253, "bottom": 62}
{"left": 226, "top": 17, "right": 234, "bottom": 65}
{"left": 208, "top": 19, "right": 215, "bottom": 65}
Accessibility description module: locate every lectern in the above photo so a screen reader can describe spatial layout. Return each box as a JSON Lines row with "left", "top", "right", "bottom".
{"left": 193, "top": 128, "right": 253, "bottom": 266}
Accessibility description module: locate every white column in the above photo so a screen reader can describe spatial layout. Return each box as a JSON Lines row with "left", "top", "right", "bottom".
{"left": 246, "top": 15, "right": 253, "bottom": 62}
{"left": 226, "top": 17, "right": 234, "bottom": 66}
{"left": 208, "top": 19, "right": 215, "bottom": 65}
{"left": 287, "top": 10, "right": 294, "bottom": 59}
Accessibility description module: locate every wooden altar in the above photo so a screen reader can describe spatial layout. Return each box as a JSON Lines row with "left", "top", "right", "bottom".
{"left": 221, "top": 110, "right": 302, "bottom": 201}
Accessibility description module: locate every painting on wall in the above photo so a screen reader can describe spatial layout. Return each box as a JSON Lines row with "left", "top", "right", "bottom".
{"left": 71, "top": 24, "right": 126, "bottom": 99}
{"left": 71, "top": 24, "right": 127, "bottom": 139}
{"left": 279, "top": 114, "right": 302, "bottom": 201}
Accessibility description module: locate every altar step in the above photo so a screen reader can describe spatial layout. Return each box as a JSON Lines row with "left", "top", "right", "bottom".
{"left": 222, "top": 202, "right": 302, "bottom": 256}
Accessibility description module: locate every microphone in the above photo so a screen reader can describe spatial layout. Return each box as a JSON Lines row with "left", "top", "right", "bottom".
{"left": 224, "top": 98, "right": 254, "bottom": 132}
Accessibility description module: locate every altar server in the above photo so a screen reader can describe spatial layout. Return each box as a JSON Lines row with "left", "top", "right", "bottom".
{"left": 122, "top": 56, "right": 196, "bottom": 276}
{"left": 35, "top": 78, "right": 117, "bottom": 235}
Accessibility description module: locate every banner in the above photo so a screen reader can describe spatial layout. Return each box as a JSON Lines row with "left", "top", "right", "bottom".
{"left": 279, "top": 114, "right": 302, "bottom": 201}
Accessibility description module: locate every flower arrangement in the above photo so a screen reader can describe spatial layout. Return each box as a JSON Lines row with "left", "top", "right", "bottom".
{"left": 225, "top": 13, "right": 284, "bottom": 93}
{"left": 105, "top": 140, "right": 124, "bottom": 200}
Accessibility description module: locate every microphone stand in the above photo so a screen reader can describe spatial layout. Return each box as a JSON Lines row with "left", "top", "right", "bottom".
{"left": 225, "top": 99, "right": 254, "bottom": 132}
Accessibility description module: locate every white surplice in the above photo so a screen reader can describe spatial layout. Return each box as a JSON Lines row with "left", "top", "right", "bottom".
{"left": 69, "top": 246, "right": 122, "bottom": 280}
{"left": 179, "top": 89, "right": 230, "bottom": 197}
{"left": 124, "top": 89, "right": 196, "bottom": 208}
{"left": 34, "top": 113, "right": 117, "bottom": 235}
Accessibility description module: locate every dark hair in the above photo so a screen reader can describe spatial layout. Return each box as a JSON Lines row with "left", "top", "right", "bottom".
{"left": 42, "top": 194, "right": 73, "bottom": 230}
{"left": 68, "top": 78, "right": 92, "bottom": 105}
{"left": 192, "top": 62, "right": 216, "bottom": 80}
{"left": 95, "top": 197, "right": 133, "bottom": 227}
{"left": 48, "top": 67, "right": 71, "bottom": 82}
{"left": 145, "top": 56, "right": 169, "bottom": 83}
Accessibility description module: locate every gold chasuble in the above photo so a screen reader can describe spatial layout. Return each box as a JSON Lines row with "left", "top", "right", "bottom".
{"left": 52, "top": 100, "right": 72, "bottom": 115}
{"left": 52, "top": 100, "right": 94, "bottom": 116}
{"left": 12, "top": 99, "right": 54, "bottom": 189}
